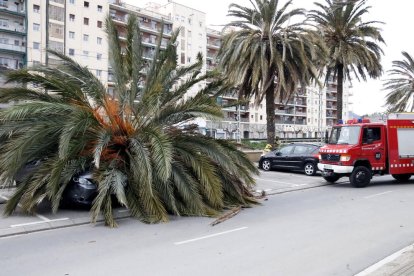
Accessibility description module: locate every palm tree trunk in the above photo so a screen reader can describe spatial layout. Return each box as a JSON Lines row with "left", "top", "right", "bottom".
{"left": 266, "top": 81, "right": 276, "bottom": 146}
{"left": 337, "top": 64, "right": 344, "bottom": 121}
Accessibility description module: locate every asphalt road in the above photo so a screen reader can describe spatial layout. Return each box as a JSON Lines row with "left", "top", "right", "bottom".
{"left": 1, "top": 172, "right": 414, "bottom": 276}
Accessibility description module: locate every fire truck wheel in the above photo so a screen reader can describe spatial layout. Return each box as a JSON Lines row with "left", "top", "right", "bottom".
{"left": 261, "top": 159, "right": 271, "bottom": 171}
{"left": 323, "top": 174, "right": 340, "bottom": 183}
{"left": 392, "top": 174, "right": 412, "bottom": 182}
{"left": 304, "top": 162, "right": 317, "bottom": 176}
{"left": 350, "top": 166, "right": 371, "bottom": 188}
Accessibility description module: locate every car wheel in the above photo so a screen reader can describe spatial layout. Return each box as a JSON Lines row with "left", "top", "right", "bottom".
{"left": 261, "top": 159, "right": 271, "bottom": 171}
{"left": 350, "top": 166, "right": 371, "bottom": 188}
{"left": 323, "top": 174, "right": 340, "bottom": 183}
{"left": 392, "top": 174, "right": 411, "bottom": 182}
{"left": 304, "top": 162, "right": 317, "bottom": 176}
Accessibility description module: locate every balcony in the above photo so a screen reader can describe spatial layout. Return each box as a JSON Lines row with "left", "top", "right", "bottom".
{"left": 0, "top": 25, "right": 25, "bottom": 36}
{"left": 0, "top": 3, "right": 25, "bottom": 17}
{"left": 275, "top": 119, "right": 306, "bottom": 125}
{"left": 326, "top": 112, "right": 336, "bottom": 118}
{"left": 0, "top": 42, "right": 25, "bottom": 54}
{"left": 207, "top": 41, "right": 221, "bottom": 49}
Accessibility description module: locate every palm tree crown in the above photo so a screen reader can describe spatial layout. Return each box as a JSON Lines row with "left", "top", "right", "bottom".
{"left": 384, "top": 51, "right": 414, "bottom": 112}
{"left": 0, "top": 15, "right": 258, "bottom": 227}
{"left": 218, "top": 0, "right": 320, "bottom": 145}
{"left": 308, "top": 0, "right": 385, "bottom": 120}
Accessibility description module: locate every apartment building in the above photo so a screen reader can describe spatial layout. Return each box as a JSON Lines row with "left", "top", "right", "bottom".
{"left": 25, "top": 0, "right": 109, "bottom": 83}
{"left": 0, "top": 0, "right": 352, "bottom": 139}
{"left": 0, "top": 0, "right": 26, "bottom": 87}
{"left": 107, "top": 0, "right": 172, "bottom": 96}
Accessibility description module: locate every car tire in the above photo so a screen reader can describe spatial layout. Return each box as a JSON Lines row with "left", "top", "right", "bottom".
{"left": 350, "top": 166, "right": 371, "bottom": 188}
{"left": 261, "top": 159, "right": 271, "bottom": 171}
{"left": 392, "top": 174, "right": 411, "bottom": 182}
{"left": 323, "top": 174, "right": 340, "bottom": 183}
{"left": 304, "top": 162, "right": 317, "bottom": 176}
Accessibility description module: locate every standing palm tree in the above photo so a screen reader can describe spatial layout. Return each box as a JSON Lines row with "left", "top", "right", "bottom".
{"left": 0, "top": 15, "right": 258, "bottom": 227}
{"left": 384, "top": 51, "right": 414, "bottom": 112}
{"left": 308, "top": 0, "right": 385, "bottom": 121}
{"left": 218, "top": 0, "right": 320, "bottom": 145}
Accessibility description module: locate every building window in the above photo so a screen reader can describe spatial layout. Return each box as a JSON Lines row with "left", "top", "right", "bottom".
{"left": 188, "top": 17, "right": 192, "bottom": 25}
{"left": 84, "top": 18, "right": 89, "bottom": 25}
{"left": 260, "top": 115, "right": 263, "bottom": 120}
{"left": 69, "top": 49, "right": 75, "bottom": 56}
{"left": 49, "top": 5, "right": 64, "bottom": 21}
{"left": 181, "top": 53, "right": 185, "bottom": 64}
{"left": 33, "top": 23, "right": 40, "bottom": 31}
{"left": 84, "top": 1, "right": 89, "bottom": 8}
{"left": 187, "top": 57, "right": 191, "bottom": 63}
{"left": 97, "top": 21, "right": 102, "bottom": 28}
{"left": 97, "top": 37, "right": 102, "bottom": 45}
{"left": 97, "top": 53, "right": 102, "bottom": 60}
{"left": 49, "top": 23, "right": 64, "bottom": 39}
{"left": 33, "top": 4, "right": 40, "bottom": 13}
{"left": 0, "top": 19, "right": 8, "bottom": 27}
{"left": 69, "top": 31, "right": 75, "bottom": 39}
{"left": 49, "top": 41, "right": 64, "bottom": 53}
{"left": 97, "top": 5, "right": 102, "bottom": 12}
{"left": 69, "top": 0, "right": 75, "bottom": 4}
{"left": 83, "top": 50, "right": 89, "bottom": 58}
{"left": 69, "top": 14, "right": 75, "bottom": 21}
{"left": 33, "top": 42, "right": 40, "bottom": 50}
{"left": 83, "top": 34, "right": 89, "bottom": 42}
{"left": 187, "top": 30, "right": 191, "bottom": 37}
{"left": 199, "top": 21, "right": 202, "bottom": 27}
{"left": 96, "top": 70, "right": 102, "bottom": 77}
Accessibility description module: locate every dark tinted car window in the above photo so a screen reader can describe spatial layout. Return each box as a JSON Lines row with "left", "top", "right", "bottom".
{"left": 310, "top": 146, "right": 320, "bottom": 154}
{"left": 279, "top": 145, "right": 293, "bottom": 155}
{"left": 293, "top": 145, "right": 309, "bottom": 154}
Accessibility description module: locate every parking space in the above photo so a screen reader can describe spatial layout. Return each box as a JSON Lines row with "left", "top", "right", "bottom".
{"left": 254, "top": 169, "right": 334, "bottom": 194}
{"left": 0, "top": 188, "right": 129, "bottom": 235}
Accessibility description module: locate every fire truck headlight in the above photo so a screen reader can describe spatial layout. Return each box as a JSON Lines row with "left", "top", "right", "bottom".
{"left": 340, "top": 155, "right": 351, "bottom": 162}
{"left": 318, "top": 154, "right": 322, "bottom": 160}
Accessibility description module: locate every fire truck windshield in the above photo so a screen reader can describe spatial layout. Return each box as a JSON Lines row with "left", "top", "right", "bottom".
{"left": 328, "top": 126, "right": 361, "bottom": 145}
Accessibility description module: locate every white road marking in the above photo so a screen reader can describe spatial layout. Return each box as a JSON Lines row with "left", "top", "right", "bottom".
{"left": 292, "top": 184, "right": 309, "bottom": 187}
{"left": 1, "top": 194, "right": 66, "bottom": 224}
{"left": 174, "top": 227, "right": 248, "bottom": 245}
{"left": 364, "top": 191, "right": 393, "bottom": 199}
{"left": 117, "top": 209, "right": 129, "bottom": 213}
{"left": 355, "top": 244, "right": 414, "bottom": 276}
{"left": 254, "top": 177, "right": 297, "bottom": 185}
{"left": 35, "top": 214, "right": 51, "bottom": 222}
{"left": 10, "top": 218, "right": 69, "bottom": 228}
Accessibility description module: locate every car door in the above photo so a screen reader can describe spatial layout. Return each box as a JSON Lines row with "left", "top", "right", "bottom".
{"left": 291, "top": 145, "right": 311, "bottom": 169}
{"left": 273, "top": 145, "right": 294, "bottom": 168}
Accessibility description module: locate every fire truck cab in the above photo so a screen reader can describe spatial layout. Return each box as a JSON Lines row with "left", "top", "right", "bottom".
{"left": 318, "top": 113, "right": 414, "bottom": 187}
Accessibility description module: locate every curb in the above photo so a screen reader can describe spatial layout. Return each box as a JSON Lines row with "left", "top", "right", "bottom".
{"left": 0, "top": 211, "right": 131, "bottom": 238}
{"left": 356, "top": 243, "right": 414, "bottom": 276}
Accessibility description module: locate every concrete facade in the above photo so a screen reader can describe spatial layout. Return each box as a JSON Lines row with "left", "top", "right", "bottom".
{"left": 1, "top": 0, "right": 353, "bottom": 139}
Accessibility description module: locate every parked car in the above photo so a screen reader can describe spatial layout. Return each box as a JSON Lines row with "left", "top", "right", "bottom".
{"left": 16, "top": 161, "right": 97, "bottom": 207}
{"left": 61, "top": 171, "right": 98, "bottom": 207}
{"left": 259, "top": 143, "right": 321, "bottom": 176}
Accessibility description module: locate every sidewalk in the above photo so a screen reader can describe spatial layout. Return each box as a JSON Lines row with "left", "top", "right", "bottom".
{"left": 356, "top": 244, "right": 414, "bottom": 276}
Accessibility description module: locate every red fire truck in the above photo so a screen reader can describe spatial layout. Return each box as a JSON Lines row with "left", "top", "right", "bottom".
{"left": 318, "top": 113, "right": 414, "bottom": 187}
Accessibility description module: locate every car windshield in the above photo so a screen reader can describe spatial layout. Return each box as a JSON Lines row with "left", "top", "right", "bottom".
{"left": 328, "top": 126, "right": 361, "bottom": 145}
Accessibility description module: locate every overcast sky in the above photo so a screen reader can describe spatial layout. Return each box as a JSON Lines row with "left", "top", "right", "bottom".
{"left": 124, "top": 0, "right": 413, "bottom": 115}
